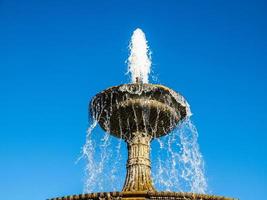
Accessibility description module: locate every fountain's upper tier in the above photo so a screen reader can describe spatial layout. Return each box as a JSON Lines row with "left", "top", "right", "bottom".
{"left": 90, "top": 84, "right": 191, "bottom": 140}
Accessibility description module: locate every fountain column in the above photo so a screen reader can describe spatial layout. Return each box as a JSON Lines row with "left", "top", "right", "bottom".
{"left": 123, "top": 132, "right": 155, "bottom": 192}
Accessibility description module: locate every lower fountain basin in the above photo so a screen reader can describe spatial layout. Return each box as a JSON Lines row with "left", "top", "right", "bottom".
{"left": 50, "top": 191, "right": 235, "bottom": 200}
{"left": 90, "top": 84, "right": 190, "bottom": 139}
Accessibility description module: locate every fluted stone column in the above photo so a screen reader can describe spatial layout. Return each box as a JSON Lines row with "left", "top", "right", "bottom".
{"left": 122, "top": 132, "right": 155, "bottom": 192}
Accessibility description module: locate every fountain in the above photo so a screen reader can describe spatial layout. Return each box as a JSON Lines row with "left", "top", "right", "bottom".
{"left": 50, "top": 29, "right": 235, "bottom": 200}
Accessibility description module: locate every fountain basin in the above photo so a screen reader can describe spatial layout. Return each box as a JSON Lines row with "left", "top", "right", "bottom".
{"left": 90, "top": 84, "right": 190, "bottom": 140}
{"left": 50, "top": 191, "right": 235, "bottom": 200}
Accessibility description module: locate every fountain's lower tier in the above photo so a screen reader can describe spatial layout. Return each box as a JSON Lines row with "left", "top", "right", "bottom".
{"left": 50, "top": 191, "right": 235, "bottom": 200}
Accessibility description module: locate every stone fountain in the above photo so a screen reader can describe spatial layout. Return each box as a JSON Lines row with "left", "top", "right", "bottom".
{"left": 50, "top": 29, "right": 235, "bottom": 200}
{"left": 50, "top": 83, "right": 235, "bottom": 200}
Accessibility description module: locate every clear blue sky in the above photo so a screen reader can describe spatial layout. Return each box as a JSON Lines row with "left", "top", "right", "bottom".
{"left": 0, "top": 0, "right": 266, "bottom": 199}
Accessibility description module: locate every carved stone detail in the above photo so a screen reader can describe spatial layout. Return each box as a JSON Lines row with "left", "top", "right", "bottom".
{"left": 122, "top": 132, "right": 155, "bottom": 192}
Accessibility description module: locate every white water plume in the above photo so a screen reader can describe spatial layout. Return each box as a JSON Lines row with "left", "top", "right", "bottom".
{"left": 127, "top": 28, "right": 151, "bottom": 83}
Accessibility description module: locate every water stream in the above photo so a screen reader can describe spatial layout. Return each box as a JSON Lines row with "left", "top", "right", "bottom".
{"left": 82, "top": 121, "right": 126, "bottom": 192}
{"left": 151, "top": 119, "right": 207, "bottom": 193}
{"left": 82, "top": 118, "right": 207, "bottom": 193}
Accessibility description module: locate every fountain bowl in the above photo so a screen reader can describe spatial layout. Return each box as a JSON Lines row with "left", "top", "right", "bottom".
{"left": 50, "top": 191, "right": 236, "bottom": 200}
{"left": 90, "top": 84, "right": 191, "bottom": 140}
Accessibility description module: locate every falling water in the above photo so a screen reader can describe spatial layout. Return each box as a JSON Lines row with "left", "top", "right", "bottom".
{"left": 128, "top": 28, "right": 151, "bottom": 83}
{"left": 151, "top": 118, "right": 207, "bottom": 193}
{"left": 82, "top": 116, "right": 126, "bottom": 192}
{"left": 82, "top": 120, "right": 97, "bottom": 192}
{"left": 82, "top": 92, "right": 207, "bottom": 194}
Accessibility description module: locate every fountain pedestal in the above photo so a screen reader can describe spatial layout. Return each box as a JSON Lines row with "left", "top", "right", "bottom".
{"left": 123, "top": 133, "right": 154, "bottom": 192}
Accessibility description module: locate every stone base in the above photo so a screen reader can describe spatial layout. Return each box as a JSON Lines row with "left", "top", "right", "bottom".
{"left": 50, "top": 191, "right": 235, "bottom": 200}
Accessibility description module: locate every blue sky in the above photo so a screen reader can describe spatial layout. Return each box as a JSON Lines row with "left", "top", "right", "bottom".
{"left": 0, "top": 0, "right": 266, "bottom": 199}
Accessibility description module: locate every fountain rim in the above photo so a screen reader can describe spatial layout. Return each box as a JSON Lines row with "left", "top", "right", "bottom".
{"left": 90, "top": 83, "right": 191, "bottom": 116}
{"left": 49, "top": 191, "right": 236, "bottom": 200}
{"left": 89, "top": 83, "right": 192, "bottom": 139}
